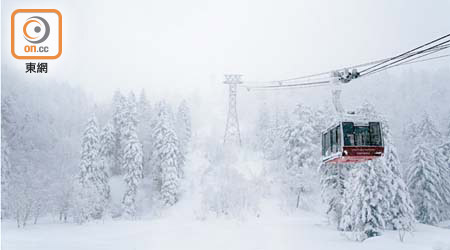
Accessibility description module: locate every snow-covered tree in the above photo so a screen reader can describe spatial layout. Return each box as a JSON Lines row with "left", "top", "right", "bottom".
{"left": 383, "top": 143, "right": 415, "bottom": 236}
{"left": 200, "top": 160, "right": 261, "bottom": 219}
{"left": 282, "top": 104, "right": 317, "bottom": 208}
{"left": 1, "top": 134, "right": 13, "bottom": 218}
{"left": 436, "top": 142, "right": 450, "bottom": 220}
{"left": 403, "top": 120, "right": 419, "bottom": 142}
{"left": 1, "top": 97, "right": 15, "bottom": 215}
{"left": 153, "top": 102, "right": 183, "bottom": 206}
{"left": 77, "top": 116, "right": 108, "bottom": 220}
{"left": 121, "top": 131, "right": 144, "bottom": 218}
{"left": 319, "top": 163, "right": 348, "bottom": 228}
{"left": 378, "top": 121, "right": 415, "bottom": 235}
{"left": 442, "top": 115, "right": 450, "bottom": 219}
{"left": 356, "top": 101, "right": 415, "bottom": 237}
{"left": 406, "top": 113, "right": 449, "bottom": 223}
{"left": 111, "top": 90, "right": 140, "bottom": 177}
{"left": 120, "top": 92, "right": 144, "bottom": 218}
{"left": 97, "top": 123, "right": 114, "bottom": 212}
{"left": 138, "top": 89, "right": 152, "bottom": 126}
{"left": 111, "top": 90, "right": 127, "bottom": 175}
{"left": 283, "top": 104, "right": 316, "bottom": 170}
{"left": 446, "top": 115, "right": 450, "bottom": 138}
{"left": 434, "top": 115, "right": 450, "bottom": 220}
{"left": 416, "top": 113, "right": 441, "bottom": 144}
{"left": 124, "top": 92, "right": 139, "bottom": 134}
{"left": 1, "top": 134, "right": 11, "bottom": 186}
{"left": 70, "top": 180, "right": 98, "bottom": 224}
{"left": 79, "top": 117, "right": 100, "bottom": 186}
{"left": 138, "top": 89, "right": 153, "bottom": 174}
{"left": 176, "top": 100, "right": 192, "bottom": 155}
{"left": 340, "top": 160, "right": 387, "bottom": 241}
{"left": 255, "top": 104, "right": 287, "bottom": 160}
{"left": 52, "top": 174, "right": 73, "bottom": 223}
{"left": 99, "top": 123, "right": 115, "bottom": 175}
{"left": 255, "top": 102, "right": 271, "bottom": 153}
{"left": 407, "top": 143, "right": 444, "bottom": 225}
{"left": 160, "top": 136, "right": 181, "bottom": 206}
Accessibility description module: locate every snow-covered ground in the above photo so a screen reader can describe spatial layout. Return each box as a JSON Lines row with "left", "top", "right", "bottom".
{"left": 3, "top": 210, "right": 450, "bottom": 250}
{"left": 3, "top": 149, "right": 450, "bottom": 250}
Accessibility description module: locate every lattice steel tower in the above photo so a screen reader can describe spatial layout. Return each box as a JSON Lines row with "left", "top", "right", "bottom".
{"left": 223, "top": 74, "right": 242, "bottom": 146}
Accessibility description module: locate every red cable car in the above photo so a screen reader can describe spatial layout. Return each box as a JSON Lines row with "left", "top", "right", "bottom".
{"left": 322, "top": 121, "right": 384, "bottom": 163}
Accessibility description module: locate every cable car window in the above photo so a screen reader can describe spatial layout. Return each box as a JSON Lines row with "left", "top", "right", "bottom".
{"left": 322, "top": 133, "right": 326, "bottom": 156}
{"left": 342, "top": 122, "right": 355, "bottom": 146}
{"left": 336, "top": 125, "right": 341, "bottom": 148}
{"left": 328, "top": 130, "right": 332, "bottom": 153}
{"left": 354, "top": 126, "right": 370, "bottom": 146}
{"left": 328, "top": 130, "right": 333, "bottom": 154}
{"left": 331, "top": 127, "right": 336, "bottom": 152}
{"left": 325, "top": 131, "right": 331, "bottom": 156}
{"left": 369, "top": 122, "right": 382, "bottom": 146}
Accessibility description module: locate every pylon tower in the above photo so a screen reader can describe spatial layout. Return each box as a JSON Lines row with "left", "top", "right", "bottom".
{"left": 223, "top": 74, "right": 242, "bottom": 146}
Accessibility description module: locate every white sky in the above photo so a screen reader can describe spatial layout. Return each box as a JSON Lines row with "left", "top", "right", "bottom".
{"left": 2, "top": 0, "right": 450, "bottom": 103}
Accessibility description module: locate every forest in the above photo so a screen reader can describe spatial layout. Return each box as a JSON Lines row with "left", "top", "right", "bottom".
{"left": 2, "top": 67, "right": 450, "bottom": 247}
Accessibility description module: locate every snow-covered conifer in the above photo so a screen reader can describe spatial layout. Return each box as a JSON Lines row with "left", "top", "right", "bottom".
{"left": 356, "top": 102, "right": 415, "bottom": 235}
{"left": 121, "top": 130, "right": 144, "bottom": 218}
{"left": 340, "top": 160, "right": 386, "bottom": 240}
{"left": 380, "top": 121, "right": 415, "bottom": 235}
{"left": 153, "top": 102, "right": 183, "bottom": 206}
{"left": 137, "top": 89, "right": 153, "bottom": 173}
{"left": 138, "top": 89, "right": 152, "bottom": 126}
{"left": 416, "top": 113, "right": 441, "bottom": 144}
{"left": 97, "top": 123, "right": 114, "bottom": 211}
{"left": 408, "top": 113, "right": 449, "bottom": 222}
{"left": 111, "top": 90, "right": 127, "bottom": 175}
{"left": 407, "top": 143, "right": 444, "bottom": 225}
{"left": 99, "top": 123, "right": 116, "bottom": 173}
{"left": 282, "top": 104, "right": 316, "bottom": 207}
{"left": 439, "top": 125, "right": 450, "bottom": 217}
{"left": 283, "top": 104, "right": 316, "bottom": 170}
{"left": 1, "top": 134, "right": 12, "bottom": 189}
{"left": 120, "top": 92, "right": 144, "bottom": 218}
{"left": 255, "top": 102, "right": 276, "bottom": 158}
{"left": 79, "top": 117, "right": 100, "bottom": 187}
{"left": 124, "top": 92, "right": 138, "bottom": 134}
{"left": 383, "top": 144, "right": 415, "bottom": 234}
{"left": 436, "top": 142, "right": 450, "bottom": 220}
{"left": 1, "top": 135, "right": 13, "bottom": 218}
{"left": 447, "top": 115, "right": 450, "bottom": 138}
{"left": 319, "top": 163, "right": 348, "bottom": 228}
{"left": 78, "top": 117, "right": 108, "bottom": 220}
{"left": 176, "top": 100, "right": 192, "bottom": 155}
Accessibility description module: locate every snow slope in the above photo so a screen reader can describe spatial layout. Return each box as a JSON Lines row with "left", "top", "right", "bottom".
{"left": 2, "top": 211, "right": 450, "bottom": 250}
{"left": 3, "top": 150, "right": 450, "bottom": 250}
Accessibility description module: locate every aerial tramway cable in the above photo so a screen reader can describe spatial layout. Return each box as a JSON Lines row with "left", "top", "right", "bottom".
{"left": 360, "top": 40, "right": 450, "bottom": 77}
{"left": 241, "top": 34, "right": 450, "bottom": 91}
{"left": 359, "top": 33, "right": 450, "bottom": 74}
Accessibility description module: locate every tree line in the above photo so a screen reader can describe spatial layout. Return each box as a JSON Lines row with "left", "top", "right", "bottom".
{"left": 1, "top": 79, "right": 192, "bottom": 227}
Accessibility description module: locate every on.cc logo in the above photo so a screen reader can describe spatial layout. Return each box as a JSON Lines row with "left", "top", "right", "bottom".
{"left": 11, "top": 9, "right": 62, "bottom": 60}
{"left": 23, "top": 16, "right": 50, "bottom": 44}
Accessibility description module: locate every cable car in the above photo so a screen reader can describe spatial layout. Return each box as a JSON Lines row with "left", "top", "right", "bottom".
{"left": 322, "top": 121, "right": 384, "bottom": 163}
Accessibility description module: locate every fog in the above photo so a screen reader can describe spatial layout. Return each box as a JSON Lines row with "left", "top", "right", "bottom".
{"left": 2, "top": 0, "right": 450, "bottom": 145}
{"left": 2, "top": 0, "right": 450, "bottom": 100}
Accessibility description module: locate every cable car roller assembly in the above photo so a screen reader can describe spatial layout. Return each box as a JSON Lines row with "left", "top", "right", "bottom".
{"left": 223, "top": 33, "right": 450, "bottom": 163}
